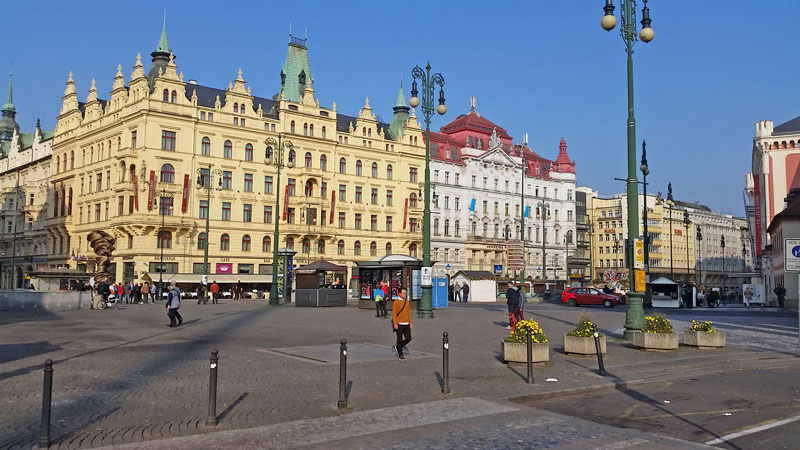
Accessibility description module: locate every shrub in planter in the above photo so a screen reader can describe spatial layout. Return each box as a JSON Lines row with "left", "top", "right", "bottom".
{"left": 634, "top": 314, "right": 678, "bottom": 350}
{"left": 684, "top": 320, "right": 726, "bottom": 348}
{"left": 502, "top": 319, "right": 549, "bottom": 363}
{"left": 565, "top": 314, "right": 606, "bottom": 355}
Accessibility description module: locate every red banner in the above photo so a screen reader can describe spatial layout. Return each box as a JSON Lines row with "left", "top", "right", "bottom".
{"left": 403, "top": 198, "right": 408, "bottom": 229}
{"left": 147, "top": 170, "right": 155, "bottom": 210}
{"left": 132, "top": 169, "right": 139, "bottom": 211}
{"left": 329, "top": 191, "right": 335, "bottom": 224}
{"left": 182, "top": 174, "right": 190, "bottom": 213}
{"left": 754, "top": 176, "right": 763, "bottom": 256}
{"left": 283, "top": 184, "right": 290, "bottom": 220}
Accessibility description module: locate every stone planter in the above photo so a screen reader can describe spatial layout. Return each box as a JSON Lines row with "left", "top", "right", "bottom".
{"left": 502, "top": 341, "right": 550, "bottom": 363}
{"left": 564, "top": 334, "right": 606, "bottom": 355}
{"left": 684, "top": 330, "right": 726, "bottom": 348}
{"left": 633, "top": 331, "right": 678, "bottom": 351}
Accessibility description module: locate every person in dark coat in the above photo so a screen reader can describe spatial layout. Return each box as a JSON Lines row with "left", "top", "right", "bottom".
{"left": 166, "top": 281, "right": 183, "bottom": 327}
{"left": 505, "top": 282, "right": 521, "bottom": 331}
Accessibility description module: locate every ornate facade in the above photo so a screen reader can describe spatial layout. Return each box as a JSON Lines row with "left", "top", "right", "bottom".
{"left": 46, "top": 27, "right": 426, "bottom": 286}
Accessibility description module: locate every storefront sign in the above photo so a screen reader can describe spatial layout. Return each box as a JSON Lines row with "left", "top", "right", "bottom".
{"left": 181, "top": 174, "right": 190, "bottom": 213}
{"left": 216, "top": 263, "right": 233, "bottom": 274}
{"left": 147, "top": 170, "right": 156, "bottom": 210}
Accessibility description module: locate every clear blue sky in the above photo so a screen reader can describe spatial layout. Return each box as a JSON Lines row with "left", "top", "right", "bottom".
{"left": 3, "top": 1, "right": 798, "bottom": 217}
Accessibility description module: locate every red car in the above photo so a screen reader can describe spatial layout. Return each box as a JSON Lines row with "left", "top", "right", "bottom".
{"left": 561, "top": 287, "right": 621, "bottom": 308}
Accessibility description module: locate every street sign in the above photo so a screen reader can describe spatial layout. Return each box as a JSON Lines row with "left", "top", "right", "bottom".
{"left": 494, "top": 264, "right": 503, "bottom": 275}
{"left": 635, "top": 269, "right": 646, "bottom": 292}
{"left": 634, "top": 239, "right": 645, "bottom": 269}
{"left": 421, "top": 267, "right": 433, "bottom": 286}
{"left": 445, "top": 263, "right": 451, "bottom": 270}
{"left": 537, "top": 266, "right": 542, "bottom": 272}
{"left": 506, "top": 240, "right": 523, "bottom": 270}
{"left": 785, "top": 239, "right": 800, "bottom": 272}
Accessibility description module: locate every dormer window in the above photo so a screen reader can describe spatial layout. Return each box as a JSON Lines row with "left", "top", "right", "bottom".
{"left": 299, "top": 70, "right": 306, "bottom": 85}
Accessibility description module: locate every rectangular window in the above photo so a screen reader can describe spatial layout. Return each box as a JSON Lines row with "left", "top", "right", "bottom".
{"left": 263, "top": 205, "right": 273, "bottom": 223}
{"left": 131, "top": 130, "right": 137, "bottom": 148}
{"left": 244, "top": 173, "right": 253, "bottom": 192}
{"left": 208, "top": 112, "right": 213, "bottom": 121}
{"left": 455, "top": 198, "right": 460, "bottom": 210}
{"left": 104, "top": 202, "right": 109, "bottom": 220}
{"left": 371, "top": 214, "right": 378, "bottom": 231}
{"left": 221, "top": 202, "right": 231, "bottom": 220}
{"left": 338, "top": 184, "right": 346, "bottom": 201}
{"left": 244, "top": 146, "right": 253, "bottom": 161}
{"left": 371, "top": 188, "right": 378, "bottom": 204}
{"left": 243, "top": 204, "right": 252, "bottom": 222}
{"left": 410, "top": 218, "right": 418, "bottom": 233}
{"left": 321, "top": 182, "right": 327, "bottom": 199}
{"left": 355, "top": 186, "right": 362, "bottom": 203}
{"left": 386, "top": 190, "right": 393, "bottom": 206}
{"left": 199, "top": 200, "right": 208, "bottom": 219}
{"left": 338, "top": 212, "right": 346, "bottom": 228}
{"left": 200, "top": 111, "right": 206, "bottom": 120}
{"left": 96, "top": 173, "right": 103, "bottom": 191}
{"left": 444, "top": 196, "right": 450, "bottom": 210}
{"left": 159, "top": 197, "right": 174, "bottom": 216}
{"left": 386, "top": 216, "right": 393, "bottom": 232}
{"left": 567, "top": 210, "right": 573, "bottom": 221}
{"left": 409, "top": 167, "right": 418, "bottom": 182}
{"left": 265, "top": 176, "right": 273, "bottom": 194}
{"left": 238, "top": 264, "right": 253, "bottom": 274}
{"left": 222, "top": 171, "right": 232, "bottom": 189}
{"left": 161, "top": 130, "right": 176, "bottom": 150}
{"left": 240, "top": 118, "right": 245, "bottom": 127}
{"left": 287, "top": 208, "right": 295, "bottom": 224}
{"left": 118, "top": 196, "right": 124, "bottom": 216}
{"left": 95, "top": 204, "right": 101, "bottom": 222}
{"left": 129, "top": 195, "right": 134, "bottom": 214}
{"left": 288, "top": 178, "right": 296, "bottom": 196}
{"left": 354, "top": 213, "right": 362, "bottom": 230}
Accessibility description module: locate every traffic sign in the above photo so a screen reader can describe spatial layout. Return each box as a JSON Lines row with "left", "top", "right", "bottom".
{"left": 785, "top": 239, "right": 800, "bottom": 272}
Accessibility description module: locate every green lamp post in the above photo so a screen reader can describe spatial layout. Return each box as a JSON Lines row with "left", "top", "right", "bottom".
{"left": 265, "top": 135, "right": 295, "bottom": 305}
{"left": 195, "top": 166, "right": 223, "bottom": 303}
{"left": 409, "top": 62, "right": 446, "bottom": 319}
{"left": 537, "top": 201, "right": 551, "bottom": 286}
{"left": 601, "top": 0, "right": 655, "bottom": 340}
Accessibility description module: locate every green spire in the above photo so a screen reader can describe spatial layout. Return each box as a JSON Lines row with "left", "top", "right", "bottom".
{"left": 2, "top": 70, "right": 14, "bottom": 113}
{"left": 395, "top": 78, "right": 407, "bottom": 109}
{"left": 155, "top": 10, "right": 170, "bottom": 54}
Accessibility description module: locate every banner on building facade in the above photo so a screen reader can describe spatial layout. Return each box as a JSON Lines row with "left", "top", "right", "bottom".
{"left": 132, "top": 170, "right": 140, "bottom": 211}
{"left": 330, "top": 191, "right": 335, "bottom": 224}
{"left": 403, "top": 198, "right": 408, "bottom": 229}
{"left": 216, "top": 263, "right": 233, "bottom": 274}
{"left": 181, "top": 174, "right": 190, "bottom": 213}
{"left": 282, "top": 184, "right": 290, "bottom": 220}
{"left": 147, "top": 170, "right": 156, "bottom": 210}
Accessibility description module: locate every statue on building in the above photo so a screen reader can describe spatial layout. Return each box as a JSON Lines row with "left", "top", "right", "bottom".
{"left": 489, "top": 127, "right": 502, "bottom": 149}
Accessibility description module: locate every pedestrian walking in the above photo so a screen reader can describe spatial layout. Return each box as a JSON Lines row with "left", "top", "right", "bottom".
{"left": 210, "top": 281, "right": 219, "bottom": 304}
{"left": 392, "top": 287, "right": 412, "bottom": 360}
{"left": 461, "top": 283, "right": 470, "bottom": 303}
{"left": 454, "top": 282, "right": 462, "bottom": 302}
{"left": 197, "top": 284, "right": 208, "bottom": 305}
{"left": 166, "top": 281, "right": 182, "bottom": 327}
{"left": 134, "top": 283, "right": 142, "bottom": 304}
{"left": 518, "top": 282, "right": 526, "bottom": 320}
{"left": 506, "top": 282, "right": 521, "bottom": 331}
{"left": 374, "top": 281, "right": 385, "bottom": 318}
{"left": 142, "top": 282, "right": 151, "bottom": 303}
{"left": 117, "top": 282, "right": 125, "bottom": 303}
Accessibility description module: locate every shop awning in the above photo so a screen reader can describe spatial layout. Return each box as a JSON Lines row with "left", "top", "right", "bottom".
{"left": 144, "top": 273, "right": 273, "bottom": 283}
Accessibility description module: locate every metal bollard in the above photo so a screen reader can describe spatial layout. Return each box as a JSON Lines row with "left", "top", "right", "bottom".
{"left": 526, "top": 327, "right": 534, "bottom": 384}
{"left": 442, "top": 332, "right": 450, "bottom": 394}
{"left": 206, "top": 349, "right": 219, "bottom": 426}
{"left": 592, "top": 325, "right": 607, "bottom": 376}
{"left": 337, "top": 340, "right": 347, "bottom": 409}
{"left": 38, "top": 359, "right": 53, "bottom": 449}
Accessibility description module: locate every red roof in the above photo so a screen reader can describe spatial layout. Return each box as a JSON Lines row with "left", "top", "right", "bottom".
{"left": 439, "top": 111, "right": 512, "bottom": 140}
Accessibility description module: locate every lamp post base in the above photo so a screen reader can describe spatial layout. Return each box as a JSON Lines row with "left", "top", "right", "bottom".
{"left": 418, "top": 286, "right": 434, "bottom": 319}
{"left": 623, "top": 291, "right": 645, "bottom": 341}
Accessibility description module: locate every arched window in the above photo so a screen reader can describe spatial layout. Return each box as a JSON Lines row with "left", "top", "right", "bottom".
{"left": 198, "top": 232, "right": 207, "bottom": 250}
{"left": 242, "top": 235, "right": 251, "bottom": 251}
{"left": 318, "top": 239, "right": 326, "bottom": 254}
{"left": 371, "top": 162, "right": 378, "bottom": 178}
{"left": 309, "top": 124, "right": 314, "bottom": 136}
{"left": 386, "top": 164, "right": 393, "bottom": 180}
{"left": 305, "top": 152, "right": 312, "bottom": 168}
{"left": 286, "top": 237, "right": 294, "bottom": 250}
{"left": 223, "top": 140, "right": 232, "bottom": 159}
{"left": 434, "top": 218, "right": 440, "bottom": 235}
{"left": 368, "top": 128, "right": 372, "bottom": 137}
{"left": 362, "top": 127, "right": 366, "bottom": 136}
{"left": 233, "top": 103, "right": 239, "bottom": 113}
{"left": 290, "top": 121, "right": 295, "bottom": 133}
{"left": 244, "top": 144, "right": 254, "bottom": 161}
{"left": 68, "top": 188, "right": 73, "bottom": 215}
{"left": 409, "top": 243, "right": 417, "bottom": 258}
{"left": 337, "top": 239, "right": 345, "bottom": 255}
{"left": 162, "top": 89, "right": 169, "bottom": 102}
{"left": 171, "top": 90, "right": 177, "bottom": 103}
{"left": 160, "top": 164, "right": 175, "bottom": 183}
{"left": 321, "top": 126, "right": 326, "bottom": 138}
{"left": 354, "top": 240, "right": 362, "bottom": 255}
{"left": 409, "top": 193, "right": 418, "bottom": 208}
{"left": 304, "top": 180, "right": 314, "bottom": 196}
{"left": 60, "top": 187, "right": 66, "bottom": 216}
{"left": 303, "top": 123, "right": 308, "bottom": 135}
{"left": 158, "top": 230, "right": 172, "bottom": 249}
{"left": 262, "top": 236, "right": 271, "bottom": 252}
{"left": 320, "top": 154, "right": 327, "bottom": 171}
{"left": 355, "top": 160, "right": 362, "bottom": 176}
{"left": 220, "top": 233, "right": 230, "bottom": 251}
{"left": 56, "top": 157, "right": 60, "bottom": 173}
{"left": 201, "top": 137, "right": 211, "bottom": 155}
{"left": 70, "top": 151, "right": 74, "bottom": 169}
{"left": 454, "top": 220, "right": 460, "bottom": 237}
{"left": 445, "top": 220, "right": 451, "bottom": 236}
{"left": 385, "top": 242, "right": 392, "bottom": 255}
{"left": 53, "top": 190, "right": 59, "bottom": 217}
{"left": 339, "top": 158, "right": 347, "bottom": 174}
{"left": 266, "top": 146, "right": 273, "bottom": 160}
{"left": 302, "top": 237, "right": 310, "bottom": 253}
{"left": 370, "top": 241, "right": 377, "bottom": 256}
{"left": 288, "top": 149, "right": 296, "bottom": 164}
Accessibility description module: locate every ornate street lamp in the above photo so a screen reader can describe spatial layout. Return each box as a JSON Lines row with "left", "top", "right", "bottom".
{"left": 721, "top": 234, "right": 726, "bottom": 297}
{"left": 666, "top": 182, "right": 674, "bottom": 280}
{"left": 537, "top": 201, "right": 551, "bottom": 286}
{"left": 683, "top": 210, "right": 690, "bottom": 283}
{"left": 601, "top": 0, "right": 655, "bottom": 340}
{"left": 640, "top": 140, "right": 650, "bottom": 276}
{"left": 409, "top": 62, "right": 446, "bottom": 319}
{"left": 157, "top": 189, "right": 176, "bottom": 300}
{"left": 195, "top": 166, "right": 223, "bottom": 303}
{"left": 265, "top": 135, "right": 295, "bottom": 305}
{"left": 696, "top": 226, "right": 703, "bottom": 285}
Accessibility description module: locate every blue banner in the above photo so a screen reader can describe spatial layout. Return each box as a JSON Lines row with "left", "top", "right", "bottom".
{"left": 469, "top": 198, "right": 476, "bottom": 211}
{"left": 525, "top": 205, "right": 530, "bottom": 218}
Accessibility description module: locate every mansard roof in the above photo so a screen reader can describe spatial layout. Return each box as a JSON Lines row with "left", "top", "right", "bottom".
{"left": 427, "top": 132, "right": 464, "bottom": 164}
{"left": 186, "top": 83, "right": 279, "bottom": 119}
{"left": 439, "top": 110, "right": 512, "bottom": 139}
{"left": 773, "top": 115, "right": 800, "bottom": 135}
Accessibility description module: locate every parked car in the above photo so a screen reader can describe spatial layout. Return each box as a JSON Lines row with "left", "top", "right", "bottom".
{"left": 561, "top": 287, "right": 621, "bottom": 308}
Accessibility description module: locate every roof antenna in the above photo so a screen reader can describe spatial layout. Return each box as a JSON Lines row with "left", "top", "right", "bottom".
{"left": 163, "top": 9, "right": 166, "bottom": 29}
{"left": 289, "top": 22, "right": 292, "bottom": 36}
{"left": 304, "top": 26, "right": 307, "bottom": 39}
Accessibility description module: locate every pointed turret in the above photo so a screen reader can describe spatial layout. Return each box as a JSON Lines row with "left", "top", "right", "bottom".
{"left": 0, "top": 70, "right": 19, "bottom": 142}
{"left": 554, "top": 137, "right": 575, "bottom": 174}
{"left": 147, "top": 11, "right": 174, "bottom": 91}
{"left": 387, "top": 79, "right": 410, "bottom": 141}
{"left": 279, "top": 32, "right": 313, "bottom": 102}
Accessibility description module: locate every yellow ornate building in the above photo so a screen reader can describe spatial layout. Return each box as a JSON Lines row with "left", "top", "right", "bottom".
{"left": 46, "top": 26, "right": 425, "bottom": 288}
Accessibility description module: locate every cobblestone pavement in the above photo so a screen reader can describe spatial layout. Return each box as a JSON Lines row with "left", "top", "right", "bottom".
{"left": 1, "top": 301, "right": 797, "bottom": 449}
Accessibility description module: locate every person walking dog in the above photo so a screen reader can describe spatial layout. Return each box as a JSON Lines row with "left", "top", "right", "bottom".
{"left": 392, "top": 287, "right": 412, "bottom": 360}
{"left": 166, "top": 281, "right": 182, "bottom": 327}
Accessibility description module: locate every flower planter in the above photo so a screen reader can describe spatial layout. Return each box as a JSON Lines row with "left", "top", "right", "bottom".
{"left": 502, "top": 341, "right": 550, "bottom": 363}
{"left": 684, "top": 330, "right": 726, "bottom": 348}
{"left": 633, "top": 331, "right": 678, "bottom": 351}
{"left": 564, "top": 334, "right": 606, "bottom": 355}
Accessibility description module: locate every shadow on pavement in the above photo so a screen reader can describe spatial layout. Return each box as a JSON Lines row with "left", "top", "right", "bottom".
{"left": 0, "top": 341, "right": 62, "bottom": 364}
{"left": 217, "top": 392, "right": 249, "bottom": 423}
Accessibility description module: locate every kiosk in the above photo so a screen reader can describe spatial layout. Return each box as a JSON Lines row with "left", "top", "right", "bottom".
{"left": 355, "top": 255, "right": 422, "bottom": 310}
{"left": 648, "top": 277, "right": 680, "bottom": 308}
{"left": 294, "top": 260, "right": 348, "bottom": 307}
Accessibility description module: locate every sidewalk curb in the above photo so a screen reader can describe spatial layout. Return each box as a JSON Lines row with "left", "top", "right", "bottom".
{"left": 506, "top": 376, "right": 669, "bottom": 403}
